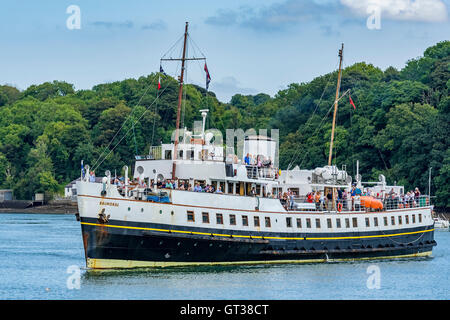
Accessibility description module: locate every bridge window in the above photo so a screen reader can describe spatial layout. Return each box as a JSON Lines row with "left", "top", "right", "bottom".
{"left": 306, "top": 218, "right": 311, "bottom": 228}
{"left": 345, "top": 218, "right": 350, "bottom": 228}
{"left": 315, "top": 218, "right": 321, "bottom": 229}
{"left": 336, "top": 218, "right": 341, "bottom": 228}
{"left": 365, "top": 217, "right": 370, "bottom": 227}
{"left": 391, "top": 216, "right": 395, "bottom": 225}
{"left": 398, "top": 216, "right": 402, "bottom": 225}
{"left": 405, "top": 215, "right": 409, "bottom": 224}
{"left": 296, "top": 218, "right": 302, "bottom": 228}
{"left": 412, "top": 214, "right": 416, "bottom": 223}
{"left": 327, "top": 218, "right": 332, "bottom": 228}
{"left": 384, "top": 217, "right": 388, "bottom": 226}
{"left": 265, "top": 217, "right": 271, "bottom": 228}
{"left": 374, "top": 217, "right": 379, "bottom": 227}
{"left": 352, "top": 217, "right": 358, "bottom": 228}
{"left": 202, "top": 212, "right": 209, "bottom": 223}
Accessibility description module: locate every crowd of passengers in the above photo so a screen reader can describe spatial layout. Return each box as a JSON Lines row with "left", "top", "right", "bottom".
{"left": 88, "top": 169, "right": 427, "bottom": 210}
{"left": 301, "top": 186, "right": 425, "bottom": 211}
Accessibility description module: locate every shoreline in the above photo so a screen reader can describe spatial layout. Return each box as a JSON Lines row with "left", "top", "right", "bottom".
{"left": 0, "top": 201, "right": 78, "bottom": 215}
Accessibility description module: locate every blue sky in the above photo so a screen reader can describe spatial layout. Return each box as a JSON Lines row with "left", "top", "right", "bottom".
{"left": 0, "top": 0, "right": 449, "bottom": 102}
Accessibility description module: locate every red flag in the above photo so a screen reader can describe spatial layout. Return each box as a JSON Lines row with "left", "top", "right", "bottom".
{"left": 158, "top": 75, "right": 161, "bottom": 90}
{"left": 349, "top": 95, "right": 356, "bottom": 110}
{"left": 204, "top": 63, "right": 211, "bottom": 90}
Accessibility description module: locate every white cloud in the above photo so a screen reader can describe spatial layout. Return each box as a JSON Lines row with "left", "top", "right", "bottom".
{"left": 341, "top": 0, "right": 448, "bottom": 22}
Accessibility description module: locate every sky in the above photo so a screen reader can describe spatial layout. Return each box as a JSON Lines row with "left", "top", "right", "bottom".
{"left": 0, "top": 0, "right": 449, "bottom": 102}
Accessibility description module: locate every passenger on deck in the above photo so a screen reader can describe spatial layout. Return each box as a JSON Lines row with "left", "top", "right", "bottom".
{"left": 89, "top": 171, "right": 96, "bottom": 182}
{"left": 244, "top": 153, "right": 251, "bottom": 165}
{"left": 326, "top": 190, "right": 332, "bottom": 211}
{"left": 314, "top": 191, "right": 321, "bottom": 210}
{"left": 215, "top": 186, "right": 223, "bottom": 194}
{"left": 414, "top": 187, "right": 421, "bottom": 204}
{"left": 289, "top": 191, "right": 294, "bottom": 210}
{"left": 193, "top": 183, "right": 202, "bottom": 192}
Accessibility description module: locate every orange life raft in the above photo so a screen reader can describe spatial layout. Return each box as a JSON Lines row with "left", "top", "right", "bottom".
{"left": 360, "top": 196, "right": 383, "bottom": 210}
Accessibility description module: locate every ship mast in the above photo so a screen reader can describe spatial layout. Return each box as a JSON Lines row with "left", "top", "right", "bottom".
{"left": 160, "top": 22, "right": 206, "bottom": 179}
{"left": 328, "top": 43, "right": 344, "bottom": 166}
{"left": 172, "top": 22, "right": 189, "bottom": 180}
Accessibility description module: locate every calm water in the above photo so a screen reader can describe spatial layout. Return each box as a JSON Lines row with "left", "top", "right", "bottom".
{"left": 0, "top": 213, "right": 448, "bottom": 300}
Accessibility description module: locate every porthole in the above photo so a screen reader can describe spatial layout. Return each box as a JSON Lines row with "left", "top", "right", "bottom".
{"left": 128, "top": 207, "right": 131, "bottom": 211}
{"left": 141, "top": 208, "right": 144, "bottom": 213}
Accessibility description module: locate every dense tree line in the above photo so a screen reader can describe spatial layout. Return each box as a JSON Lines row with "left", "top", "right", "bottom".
{"left": 0, "top": 41, "right": 448, "bottom": 209}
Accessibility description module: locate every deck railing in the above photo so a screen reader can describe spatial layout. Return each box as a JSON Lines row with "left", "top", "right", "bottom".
{"left": 283, "top": 195, "right": 432, "bottom": 212}
{"left": 135, "top": 146, "right": 162, "bottom": 160}
{"left": 245, "top": 165, "right": 278, "bottom": 179}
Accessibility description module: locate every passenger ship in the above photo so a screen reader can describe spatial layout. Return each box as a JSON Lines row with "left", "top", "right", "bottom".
{"left": 76, "top": 23, "right": 436, "bottom": 269}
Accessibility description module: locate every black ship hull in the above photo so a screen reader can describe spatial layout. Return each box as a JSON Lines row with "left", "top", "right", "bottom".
{"left": 80, "top": 217, "right": 436, "bottom": 268}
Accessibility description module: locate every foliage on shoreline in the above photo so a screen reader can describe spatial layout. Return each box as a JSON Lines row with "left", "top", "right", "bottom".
{"left": 0, "top": 41, "right": 448, "bottom": 208}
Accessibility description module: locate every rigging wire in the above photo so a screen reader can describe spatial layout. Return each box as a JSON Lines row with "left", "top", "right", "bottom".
{"left": 90, "top": 76, "right": 158, "bottom": 171}
{"left": 297, "top": 101, "right": 336, "bottom": 169}
{"left": 286, "top": 61, "right": 339, "bottom": 171}
{"left": 92, "top": 79, "right": 174, "bottom": 172}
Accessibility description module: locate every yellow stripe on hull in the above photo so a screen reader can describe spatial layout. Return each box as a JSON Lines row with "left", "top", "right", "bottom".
{"left": 80, "top": 222, "right": 434, "bottom": 241}
{"left": 86, "top": 251, "right": 432, "bottom": 269}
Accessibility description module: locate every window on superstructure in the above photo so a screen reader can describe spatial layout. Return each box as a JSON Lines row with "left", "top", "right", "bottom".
{"left": 419, "top": 214, "right": 422, "bottom": 223}
{"left": 296, "top": 218, "right": 302, "bottom": 228}
{"left": 391, "top": 216, "right": 395, "bottom": 225}
{"left": 242, "top": 215, "right": 249, "bottom": 226}
{"left": 227, "top": 182, "right": 234, "bottom": 194}
{"left": 286, "top": 217, "right": 292, "bottom": 228}
{"left": 327, "top": 218, "right": 332, "bottom": 228}
{"left": 230, "top": 214, "right": 236, "bottom": 225}
{"left": 216, "top": 213, "right": 223, "bottom": 224}
{"left": 374, "top": 217, "right": 379, "bottom": 227}
{"left": 405, "top": 215, "right": 409, "bottom": 224}
{"left": 306, "top": 218, "right": 311, "bottom": 228}
{"left": 254, "top": 216, "right": 260, "bottom": 227}
{"left": 352, "top": 217, "right": 358, "bottom": 228}
{"left": 384, "top": 216, "right": 388, "bottom": 226}
{"left": 315, "top": 218, "right": 321, "bottom": 229}
{"left": 265, "top": 217, "right": 271, "bottom": 228}
{"left": 187, "top": 211, "right": 195, "bottom": 222}
{"left": 345, "top": 218, "right": 350, "bottom": 228}
{"left": 412, "top": 214, "right": 416, "bottom": 223}
{"left": 202, "top": 212, "right": 209, "bottom": 223}
{"left": 365, "top": 217, "right": 370, "bottom": 227}
{"left": 398, "top": 216, "right": 402, "bottom": 225}
{"left": 336, "top": 218, "right": 341, "bottom": 228}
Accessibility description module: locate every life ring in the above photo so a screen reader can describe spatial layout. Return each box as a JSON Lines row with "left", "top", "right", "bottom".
{"left": 337, "top": 202, "right": 343, "bottom": 212}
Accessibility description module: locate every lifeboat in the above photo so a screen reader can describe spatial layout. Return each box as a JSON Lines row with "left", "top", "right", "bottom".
{"left": 360, "top": 196, "right": 383, "bottom": 210}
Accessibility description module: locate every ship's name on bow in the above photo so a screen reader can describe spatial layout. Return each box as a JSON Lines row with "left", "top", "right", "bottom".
{"left": 99, "top": 201, "right": 119, "bottom": 207}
